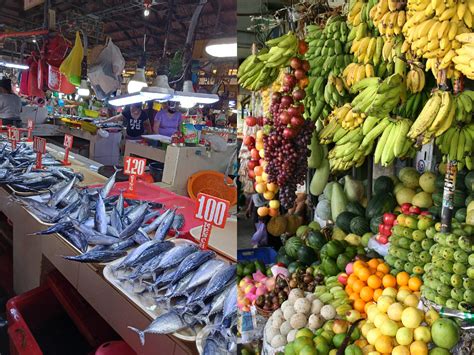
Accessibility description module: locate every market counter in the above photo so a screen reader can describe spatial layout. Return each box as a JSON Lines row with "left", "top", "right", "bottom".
{"left": 124, "top": 140, "right": 237, "bottom": 195}
{"left": 0, "top": 145, "right": 199, "bottom": 355}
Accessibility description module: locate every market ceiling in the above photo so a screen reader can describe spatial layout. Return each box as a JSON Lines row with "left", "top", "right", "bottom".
{"left": 0, "top": 0, "right": 237, "bottom": 66}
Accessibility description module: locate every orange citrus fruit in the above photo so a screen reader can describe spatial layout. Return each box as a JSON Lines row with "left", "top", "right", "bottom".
{"left": 373, "top": 288, "right": 383, "bottom": 301}
{"left": 377, "top": 263, "right": 390, "bottom": 274}
{"left": 382, "top": 274, "right": 397, "bottom": 288}
{"left": 347, "top": 274, "right": 358, "bottom": 286}
{"left": 408, "top": 277, "right": 422, "bottom": 291}
{"left": 367, "top": 275, "right": 382, "bottom": 289}
{"left": 357, "top": 267, "right": 371, "bottom": 282}
{"left": 349, "top": 292, "right": 361, "bottom": 301}
{"left": 345, "top": 285, "right": 353, "bottom": 294}
{"left": 360, "top": 286, "right": 374, "bottom": 302}
{"left": 396, "top": 272, "right": 410, "bottom": 286}
{"left": 368, "top": 259, "right": 380, "bottom": 269}
{"left": 354, "top": 299, "right": 366, "bottom": 313}
{"left": 399, "top": 285, "right": 411, "bottom": 292}
{"left": 352, "top": 280, "right": 366, "bottom": 293}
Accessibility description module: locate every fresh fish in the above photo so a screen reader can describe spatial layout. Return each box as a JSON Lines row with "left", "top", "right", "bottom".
{"left": 107, "top": 225, "right": 120, "bottom": 238}
{"left": 142, "top": 209, "right": 170, "bottom": 233}
{"left": 221, "top": 283, "right": 237, "bottom": 326}
{"left": 144, "top": 210, "right": 161, "bottom": 223}
{"left": 116, "top": 192, "right": 124, "bottom": 216}
{"left": 192, "top": 264, "right": 236, "bottom": 306}
{"left": 131, "top": 228, "right": 150, "bottom": 244}
{"left": 155, "top": 243, "right": 197, "bottom": 270}
{"left": 100, "top": 169, "right": 119, "bottom": 198}
{"left": 128, "top": 241, "right": 175, "bottom": 269}
{"left": 61, "top": 229, "right": 88, "bottom": 253}
{"left": 115, "top": 240, "right": 174, "bottom": 270}
{"left": 185, "top": 259, "right": 226, "bottom": 291}
{"left": 63, "top": 249, "right": 126, "bottom": 263}
{"left": 202, "top": 338, "right": 221, "bottom": 355}
{"left": 33, "top": 221, "right": 73, "bottom": 235}
{"left": 154, "top": 208, "right": 176, "bottom": 241}
{"left": 108, "top": 238, "right": 136, "bottom": 251}
{"left": 20, "top": 199, "right": 60, "bottom": 220}
{"left": 170, "top": 250, "right": 215, "bottom": 284}
{"left": 119, "top": 208, "right": 146, "bottom": 239}
{"left": 171, "top": 213, "right": 185, "bottom": 234}
{"left": 110, "top": 207, "right": 123, "bottom": 233}
{"left": 205, "top": 285, "right": 233, "bottom": 319}
{"left": 94, "top": 194, "right": 108, "bottom": 234}
{"left": 128, "top": 311, "right": 188, "bottom": 345}
{"left": 47, "top": 176, "right": 76, "bottom": 207}
{"left": 73, "top": 223, "right": 119, "bottom": 246}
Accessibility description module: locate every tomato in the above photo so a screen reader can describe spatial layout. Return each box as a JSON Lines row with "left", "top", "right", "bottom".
{"left": 382, "top": 213, "right": 396, "bottom": 226}
{"left": 378, "top": 235, "right": 389, "bottom": 244}
{"left": 379, "top": 223, "right": 391, "bottom": 236}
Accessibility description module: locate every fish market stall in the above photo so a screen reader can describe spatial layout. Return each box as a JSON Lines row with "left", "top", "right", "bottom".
{"left": 0, "top": 138, "right": 236, "bottom": 354}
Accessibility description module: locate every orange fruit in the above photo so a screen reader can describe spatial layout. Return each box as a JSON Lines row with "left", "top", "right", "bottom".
{"left": 399, "top": 285, "right": 411, "bottom": 292}
{"left": 360, "top": 286, "right": 374, "bottom": 302}
{"left": 268, "top": 208, "right": 279, "bottom": 217}
{"left": 349, "top": 292, "right": 361, "bottom": 301}
{"left": 354, "top": 299, "right": 366, "bottom": 313}
{"left": 368, "top": 259, "right": 380, "bottom": 269}
{"left": 347, "top": 274, "right": 358, "bottom": 286}
{"left": 408, "top": 277, "right": 422, "bottom": 291}
{"left": 353, "top": 280, "right": 366, "bottom": 293}
{"left": 345, "top": 285, "right": 353, "bottom": 294}
{"left": 377, "top": 263, "right": 390, "bottom": 274}
{"left": 357, "top": 267, "right": 371, "bottom": 282}
{"left": 382, "top": 274, "right": 397, "bottom": 288}
{"left": 396, "top": 272, "right": 410, "bottom": 286}
{"left": 367, "top": 275, "right": 382, "bottom": 289}
{"left": 353, "top": 260, "right": 368, "bottom": 273}
{"left": 373, "top": 288, "right": 383, "bottom": 301}
{"left": 375, "top": 271, "right": 385, "bottom": 278}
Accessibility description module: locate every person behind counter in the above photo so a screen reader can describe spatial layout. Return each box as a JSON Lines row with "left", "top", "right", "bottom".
{"left": 0, "top": 78, "right": 22, "bottom": 127}
{"left": 153, "top": 102, "right": 182, "bottom": 137}
{"left": 105, "top": 103, "right": 151, "bottom": 139}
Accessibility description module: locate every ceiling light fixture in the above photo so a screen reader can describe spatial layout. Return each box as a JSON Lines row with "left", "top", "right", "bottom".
{"left": 109, "top": 93, "right": 145, "bottom": 107}
{"left": 0, "top": 61, "right": 29, "bottom": 70}
{"left": 140, "top": 74, "right": 174, "bottom": 101}
{"left": 170, "top": 80, "right": 219, "bottom": 108}
{"left": 77, "top": 79, "right": 90, "bottom": 97}
{"left": 128, "top": 68, "right": 148, "bottom": 93}
{"left": 205, "top": 38, "right": 237, "bottom": 58}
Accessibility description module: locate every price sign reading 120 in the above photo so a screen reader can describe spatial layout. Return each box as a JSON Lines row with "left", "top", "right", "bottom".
{"left": 194, "top": 193, "right": 230, "bottom": 249}
{"left": 124, "top": 157, "right": 146, "bottom": 176}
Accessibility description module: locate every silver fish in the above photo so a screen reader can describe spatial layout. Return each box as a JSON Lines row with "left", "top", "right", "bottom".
{"left": 64, "top": 249, "right": 126, "bottom": 263}
{"left": 116, "top": 192, "right": 124, "bottom": 216}
{"left": 170, "top": 250, "right": 215, "bottom": 284}
{"left": 119, "top": 208, "right": 147, "bottom": 239}
{"left": 155, "top": 243, "right": 197, "bottom": 271}
{"left": 100, "top": 169, "right": 119, "bottom": 198}
{"left": 154, "top": 208, "right": 176, "bottom": 241}
{"left": 48, "top": 176, "right": 76, "bottom": 207}
{"left": 125, "top": 203, "right": 149, "bottom": 223}
{"left": 131, "top": 228, "right": 150, "bottom": 244}
{"left": 110, "top": 207, "right": 123, "bottom": 233}
{"left": 142, "top": 209, "right": 170, "bottom": 233}
{"left": 128, "top": 311, "right": 188, "bottom": 345}
{"left": 186, "top": 259, "right": 226, "bottom": 291}
{"left": 94, "top": 194, "right": 108, "bottom": 234}
{"left": 115, "top": 240, "right": 174, "bottom": 270}
{"left": 194, "top": 264, "right": 236, "bottom": 306}
{"left": 73, "top": 223, "right": 119, "bottom": 245}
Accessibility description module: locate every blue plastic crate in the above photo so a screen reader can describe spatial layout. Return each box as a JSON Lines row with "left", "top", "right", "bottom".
{"left": 237, "top": 247, "right": 277, "bottom": 265}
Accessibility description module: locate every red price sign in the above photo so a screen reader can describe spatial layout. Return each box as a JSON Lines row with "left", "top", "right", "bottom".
{"left": 27, "top": 119, "right": 34, "bottom": 130}
{"left": 64, "top": 134, "right": 73, "bottom": 149}
{"left": 8, "top": 127, "right": 19, "bottom": 149}
{"left": 194, "top": 193, "right": 230, "bottom": 249}
{"left": 27, "top": 119, "right": 34, "bottom": 142}
{"left": 33, "top": 136, "right": 47, "bottom": 169}
{"left": 123, "top": 156, "right": 147, "bottom": 195}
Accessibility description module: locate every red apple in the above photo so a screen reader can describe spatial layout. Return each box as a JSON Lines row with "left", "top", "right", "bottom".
{"left": 400, "top": 203, "right": 412, "bottom": 214}
{"left": 271, "top": 92, "right": 281, "bottom": 102}
{"left": 383, "top": 213, "right": 396, "bottom": 226}
{"left": 292, "top": 89, "right": 306, "bottom": 101}
{"left": 248, "top": 170, "right": 255, "bottom": 179}
{"left": 283, "top": 127, "right": 296, "bottom": 139}
{"left": 294, "top": 69, "right": 306, "bottom": 80}
{"left": 280, "top": 95, "right": 294, "bottom": 108}
{"left": 290, "top": 116, "right": 304, "bottom": 128}
{"left": 409, "top": 206, "right": 421, "bottom": 215}
{"left": 250, "top": 148, "right": 260, "bottom": 160}
{"left": 247, "top": 160, "right": 259, "bottom": 171}
{"left": 289, "top": 57, "right": 302, "bottom": 70}
{"left": 287, "top": 106, "right": 300, "bottom": 117}
{"left": 378, "top": 235, "right": 389, "bottom": 244}
{"left": 245, "top": 116, "right": 257, "bottom": 127}
{"left": 243, "top": 135, "right": 255, "bottom": 147}
{"left": 283, "top": 74, "right": 297, "bottom": 88}
{"left": 302, "top": 60, "right": 310, "bottom": 72}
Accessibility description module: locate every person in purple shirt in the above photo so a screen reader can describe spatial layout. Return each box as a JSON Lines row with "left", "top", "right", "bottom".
{"left": 153, "top": 102, "right": 182, "bottom": 137}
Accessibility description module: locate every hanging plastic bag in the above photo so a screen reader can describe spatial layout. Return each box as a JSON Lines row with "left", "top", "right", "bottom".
{"left": 45, "top": 34, "right": 70, "bottom": 67}
{"left": 59, "top": 31, "right": 83, "bottom": 87}
{"left": 48, "top": 65, "right": 76, "bottom": 94}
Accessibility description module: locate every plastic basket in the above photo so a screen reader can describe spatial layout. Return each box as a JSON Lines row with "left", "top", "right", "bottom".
{"left": 187, "top": 170, "right": 237, "bottom": 206}
{"left": 238, "top": 247, "right": 278, "bottom": 265}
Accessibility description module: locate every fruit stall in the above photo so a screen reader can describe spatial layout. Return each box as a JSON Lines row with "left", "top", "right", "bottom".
{"left": 237, "top": 0, "right": 474, "bottom": 354}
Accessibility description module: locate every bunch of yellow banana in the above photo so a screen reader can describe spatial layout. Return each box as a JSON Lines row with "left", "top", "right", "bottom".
{"left": 374, "top": 118, "right": 415, "bottom": 166}
{"left": 350, "top": 36, "right": 385, "bottom": 64}
{"left": 406, "top": 64, "right": 426, "bottom": 93}
{"left": 454, "top": 90, "right": 474, "bottom": 123}
{"left": 453, "top": 33, "right": 474, "bottom": 80}
{"left": 342, "top": 63, "right": 376, "bottom": 88}
{"left": 402, "top": 0, "right": 472, "bottom": 79}
{"left": 370, "top": 0, "right": 407, "bottom": 37}
{"left": 329, "top": 103, "right": 367, "bottom": 130}
{"left": 382, "top": 36, "right": 404, "bottom": 62}
{"left": 407, "top": 90, "right": 455, "bottom": 144}
{"left": 324, "top": 74, "right": 350, "bottom": 108}
{"left": 348, "top": 0, "right": 378, "bottom": 27}
{"left": 435, "top": 123, "right": 474, "bottom": 170}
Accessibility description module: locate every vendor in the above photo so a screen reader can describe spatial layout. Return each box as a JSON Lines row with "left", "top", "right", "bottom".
{"left": 106, "top": 103, "right": 151, "bottom": 139}
{"left": 0, "top": 79, "right": 22, "bottom": 127}
{"left": 153, "top": 102, "right": 182, "bottom": 137}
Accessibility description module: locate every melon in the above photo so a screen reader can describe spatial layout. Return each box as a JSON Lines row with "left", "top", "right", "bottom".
{"left": 419, "top": 172, "right": 436, "bottom": 193}
{"left": 395, "top": 187, "right": 416, "bottom": 205}
{"left": 412, "top": 191, "right": 433, "bottom": 208}
{"left": 399, "top": 167, "right": 420, "bottom": 189}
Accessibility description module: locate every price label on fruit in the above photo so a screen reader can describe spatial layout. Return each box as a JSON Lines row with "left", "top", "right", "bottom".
{"left": 194, "top": 193, "right": 230, "bottom": 249}
{"left": 123, "top": 156, "right": 146, "bottom": 195}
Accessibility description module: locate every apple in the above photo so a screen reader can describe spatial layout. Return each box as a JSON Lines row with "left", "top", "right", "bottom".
{"left": 250, "top": 148, "right": 260, "bottom": 160}
{"left": 243, "top": 135, "right": 255, "bottom": 147}
{"left": 279, "top": 111, "right": 291, "bottom": 125}
{"left": 280, "top": 95, "right": 294, "bottom": 108}
{"left": 245, "top": 116, "right": 257, "bottom": 127}
{"left": 290, "top": 116, "right": 304, "bottom": 128}
{"left": 338, "top": 273, "right": 348, "bottom": 285}
{"left": 271, "top": 92, "right": 281, "bottom": 103}
{"left": 401, "top": 203, "right": 412, "bottom": 214}
{"left": 247, "top": 160, "right": 259, "bottom": 171}
{"left": 409, "top": 206, "right": 421, "bottom": 215}
{"left": 283, "top": 127, "right": 296, "bottom": 139}
{"left": 378, "top": 235, "right": 389, "bottom": 244}
{"left": 294, "top": 69, "right": 306, "bottom": 80}
{"left": 289, "top": 57, "right": 302, "bottom": 70}
{"left": 383, "top": 213, "right": 397, "bottom": 226}
{"left": 302, "top": 60, "right": 310, "bottom": 72}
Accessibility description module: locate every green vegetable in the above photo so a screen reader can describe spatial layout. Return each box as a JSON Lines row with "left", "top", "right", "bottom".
{"left": 321, "top": 258, "right": 338, "bottom": 276}
{"left": 337, "top": 254, "right": 351, "bottom": 271}
{"left": 344, "top": 175, "right": 365, "bottom": 202}
{"left": 305, "top": 230, "right": 326, "bottom": 251}
{"left": 285, "top": 237, "right": 304, "bottom": 259}
{"left": 326, "top": 240, "right": 344, "bottom": 258}
{"left": 308, "top": 131, "right": 323, "bottom": 169}
{"left": 331, "top": 182, "right": 348, "bottom": 221}
{"left": 366, "top": 193, "right": 397, "bottom": 219}
{"left": 310, "top": 158, "right": 330, "bottom": 196}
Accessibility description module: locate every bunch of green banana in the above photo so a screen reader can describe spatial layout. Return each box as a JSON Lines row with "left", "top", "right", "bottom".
{"left": 259, "top": 31, "right": 298, "bottom": 67}
{"left": 324, "top": 74, "right": 350, "bottom": 109}
{"left": 314, "top": 277, "right": 352, "bottom": 316}
{"left": 304, "top": 76, "right": 331, "bottom": 120}
{"left": 435, "top": 123, "right": 474, "bottom": 170}
{"left": 454, "top": 90, "right": 474, "bottom": 123}
{"left": 407, "top": 90, "right": 456, "bottom": 144}
{"left": 342, "top": 63, "right": 376, "bottom": 88}
{"left": 453, "top": 33, "right": 474, "bottom": 80}
{"left": 238, "top": 51, "right": 279, "bottom": 91}
{"left": 347, "top": 0, "right": 378, "bottom": 28}
{"left": 374, "top": 118, "right": 415, "bottom": 166}
{"left": 370, "top": 0, "right": 407, "bottom": 38}
{"left": 328, "top": 125, "right": 367, "bottom": 171}
{"left": 392, "top": 91, "right": 429, "bottom": 119}
{"left": 406, "top": 64, "right": 425, "bottom": 93}
{"left": 402, "top": 0, "right": 472, "bottom": 80}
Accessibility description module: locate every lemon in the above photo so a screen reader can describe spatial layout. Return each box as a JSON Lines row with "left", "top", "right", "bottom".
{"left": 410, "top": 340, "right": 428, "bottom": 355}
{"left": 387, "top": 302, "right": 404, "bottom": 321}
{"left": 392, "top": 345, "right": 410, "bottom": 355}
{"left": 396, "top": 327, "right": 414, "bottom": 346}
{"left": 374, "top": 313, "right": 389, "bottom": 329}
{"left": 403, "top": 294, "right": 419, "bottom": 308}
{"left": 401, "top": 307, "right": 423, "bottom": 328}
{"left": 414, "top": 326, "right": 431, "bottom": 342}
{"left": 367, "top": 328, "right": 382, "bottom": 345}
{"left": 382, "top": 287, "right": 397, "bottom": 298}
{"left": 396, "top": 289, "right": 411, "bottom": 303}
{"left": 377, "top": 295, "right": 395, "bottom": 313}
{"left": 375, "top": 335, "right": 393, "bottom": 353}
{"left": 361, "top": 322, "right": 376, "bottom": 337}
{"left": 380, "top": 319, "right": 399, "bottom": 337}
{"left": 367, "top": 305, "right": 379, "bottom": 322}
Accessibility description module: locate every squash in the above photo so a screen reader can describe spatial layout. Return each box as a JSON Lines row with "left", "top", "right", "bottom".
{"left": 308, "top": 131, "right": 323, "bottom": 169}
{"left": 344, "top": 175, "right": 365, "bottom": 202}
{"left": 373, "top": 176, "right": 394, "bottom": 194}
{"left": 346, "top": 201, "right": 365, "bottom": 217}
{"left": 336, "top": 211, "right": 357, "bottom": 234}
{"left": 310, "top": 158, "right": 330, "bottom": 196}
{"left": 331, "top": 182, "right": 347, "bottom": 221}
{"left": 366, "top": 193, "right": 397, "bottom": 219}
{"left": 350, "top": 216, "right": 370, "bottom": 235}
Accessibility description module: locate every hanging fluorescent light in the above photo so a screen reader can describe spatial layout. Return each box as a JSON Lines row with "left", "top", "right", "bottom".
{"left": 77, "top": 79, "right": 90, "bottom": 97}
{"left": 0, "top": 61, "right": 29, "bottom": 70}
{"left": 128, "top": 68, "right": 148, "bottom": 93}
{"left": 170, "top": 80, "right": 219, "bottom": 108}
{"left": 140, "top": 74, "right": 174, "bottom": 101}
{"left": 205, "top": 38, "right": 237, "bottom": 58}
{"left": 109, "top": 93, "right": 145, "bottom": 107}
